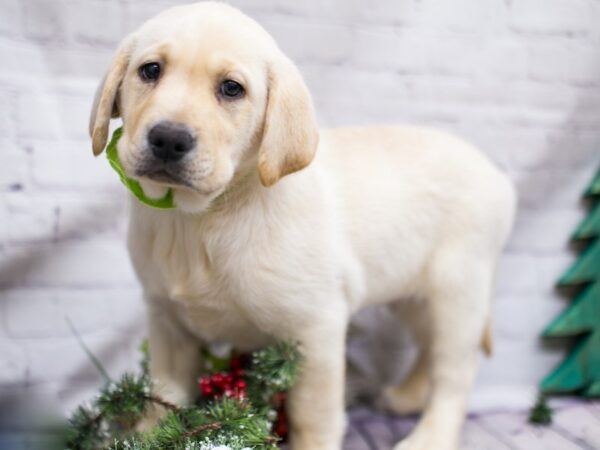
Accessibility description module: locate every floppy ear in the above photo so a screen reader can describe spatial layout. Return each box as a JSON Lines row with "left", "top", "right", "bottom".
{"left": 258, "top": 55, "right": 319, "bottom": 187}
{"left": 89, "top": 36, "right": 134, "bottom": 156}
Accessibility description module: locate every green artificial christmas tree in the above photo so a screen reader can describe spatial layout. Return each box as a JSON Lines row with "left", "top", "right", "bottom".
{"left": 541, "top": 165, "right": 600, "bottom": 397}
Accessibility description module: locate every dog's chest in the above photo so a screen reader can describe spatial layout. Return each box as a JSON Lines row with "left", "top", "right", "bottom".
{"left": 131, "top": 211, "right": 274, "bottom": 350}
{"left": 165, "top": 257, "right": 269, "bottom": 349}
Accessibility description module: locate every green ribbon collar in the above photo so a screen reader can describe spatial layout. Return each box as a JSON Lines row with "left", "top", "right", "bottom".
{"left": 106, "top": 127, "right": 175, "bottom": 209}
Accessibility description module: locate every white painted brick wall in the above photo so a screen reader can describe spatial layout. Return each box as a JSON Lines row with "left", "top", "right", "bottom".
{"left": 1, "top": 0, "right": 600, "bottom": 433}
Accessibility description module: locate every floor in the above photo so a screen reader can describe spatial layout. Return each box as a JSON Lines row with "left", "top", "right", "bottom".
{"left": 345, "top": 402, "right": 600, "bottom": 450}
{"left": 2, "top": 402, "right": 599, "bottom": 449}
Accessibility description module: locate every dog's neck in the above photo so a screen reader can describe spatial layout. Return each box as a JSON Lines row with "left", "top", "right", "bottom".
{"left": 208, "top": 165, "right": 261, "bottom": 214}
{"left": 151, "top": 165, "right": 285, "bottom": 223}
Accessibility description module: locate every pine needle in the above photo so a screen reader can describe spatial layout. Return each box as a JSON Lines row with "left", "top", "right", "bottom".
{"left": 66, "top": 316, "right": 111, "bottom": 383}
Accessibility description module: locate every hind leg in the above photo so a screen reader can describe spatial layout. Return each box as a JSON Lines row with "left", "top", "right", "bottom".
{"left": 382, "top": 302, "right": 431, "bottom": 415}
{"left": 394, "top": 249, "right": 494, "bottom": 450}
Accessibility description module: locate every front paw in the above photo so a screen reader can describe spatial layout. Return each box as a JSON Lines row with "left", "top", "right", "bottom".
{"left": 289, "top": 430, "right": 342, "bottom": 450}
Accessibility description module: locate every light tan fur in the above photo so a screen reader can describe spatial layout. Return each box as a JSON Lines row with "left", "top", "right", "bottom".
{"left": 89, "top": 3, "right": 516, "bottom": 450}
{"left": 482, "top": 318, "right": 494, "bottom": 357}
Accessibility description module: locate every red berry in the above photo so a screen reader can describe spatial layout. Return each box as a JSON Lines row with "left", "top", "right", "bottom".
{"left": 275, "top": 413, "right": 289, "bottom": 440}
{"left": 274, "top": 392, "right": 286, "bottom": 405}
{"left": 224, "top": 389, "right": 234, "bottom": 397}
{"left": 212, "top": 373, "right": 224, "bottom": 384}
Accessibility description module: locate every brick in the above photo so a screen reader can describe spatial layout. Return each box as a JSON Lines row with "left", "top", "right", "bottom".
{"left": 0, "top": 40, "right": 47, "bottom": 75}
{"left": 261, "top": 19, "right": 354, "bottom": 64}
{"left": 495, "top": 252, "right": 538, "bottom": 296}
{"left": 425, "top": 33, "right": 486, "bottom": 76}
{"left": 41, "top": 46, "right": 115, "bottom": 78}
{"left": 102, "top": 287, "right": 146, "bottom": 334}
{"left": 1, "top": 192, "right": 56, "bottom": 244}
{"left": 493, "top": 128, "right": 553, "bottom": 172}
{"left": 355, "top": 0, "right": 417, "bottom": 25}
{"left": 16, "top": 91, "right": 61, "bottom": 139}
{"left": 409, "top": 76, "right": 487, "bottom": 105}
{"left": 495, "top": 81, "right": 578, "bottom": 111}
{"left": 507, "top": 107, "right": 567, "bottom": 130}
{"left": 0, "top": 340, "right": 27, "bottom": 385}
{"left": 303, "top": 66, "right": 404, "bottom": 106}
{"left": 29, "top": 138, "right": 121, "bottom": 189}
{"left": 124, "top": 0, "right": 183, "bottom": 31}
{"left": 22, "top": 0, "right": 68, "bottom": 42}
{"left": 474, "top": 128, "right": 546, "bottom": 174}
{"left": 477, "top": 337, "right": 564, "bottom": 386}
{"left": 564, "top": 44, "right": 600, "bottom": 85}
{"left": 547, "top": 131, "right": 600, "bottom": 168}
{"left": 22, "top": 329, "right": 141, "bottom": 383}
{"left": 57, "top": 95, "right": 95, "bottom": 141}
{"left": 242, "top": 0, "right": 416, "bottom": 25}
{"left": 0, "top": 239, "right": 136, "bottom": 288}
{"left": 508, "top": 209, "right": 584, "bottom": 253}
{"left": 66, "top": 1, "right": 127, "bottom": 47}
{"left": 509, "top": 0, "right": 593, "bottom": 35}
{"left": 536, "top": 254, "right": 580, "bottom": 297}
{"left": 53, "top": 194, "right": 128, "bottom": 241}
{"left": 0, "top": 86, "right": 20, "bottom": 143}
{"left": 421, "top": 0, "right": 507, "bottom": 33}
{"left": 514, "top": 165, "right": 597, "bottom": 210}
{"left": 527, "top": 41, "right": 570, "bottom": 83}
{"left": 48, "top": 76, "right": 98, "bottom": 98}
{"left": 3, "top": 290, "right": 72, "bottom": 339}
{"left": 351, "top": 28, "right": 427, "bottom": 73}
{"left": 0, "top": 140, "right": 29, "bottom": 190}
{"left": 480, "top": 39, "right": 528, "bottom": 81}
{"left": 493, "top": 295, "right": 566, "bottom": 341}
{"left": 503, "top": 128, "right": 600, "bottom": 171}
{"left": 234, "top": 2, "right": 355, "bottom": 22}
{"left": 0, "top": 0, "right": 21, "bottom": 37}
{"left": 1, "top": 288, "right": 141, "bottom": 339}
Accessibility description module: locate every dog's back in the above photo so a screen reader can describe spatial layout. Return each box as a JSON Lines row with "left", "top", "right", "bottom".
{"left": 318, "top": 125, "right": 517, "bottom": 307}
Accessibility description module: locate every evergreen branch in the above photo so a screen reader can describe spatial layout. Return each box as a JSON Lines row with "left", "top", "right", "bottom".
{"left": 529, "top": 393, "right": 553, "bottom": 425}
{"left": 245, "top": 341, "right": 302, "bottom": 409}
{"left": 145, "top": 395, "right": 180, "bottom": 412}
{"left": 66, "top": 341, "right": 301, "bottom": 449}
{"left": 180, "top": 421, "right": 222, "bottom": 438}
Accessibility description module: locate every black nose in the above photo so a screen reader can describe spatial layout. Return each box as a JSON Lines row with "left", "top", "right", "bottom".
{"left": 148, "top": 122, "right": 195, "bottom": 162}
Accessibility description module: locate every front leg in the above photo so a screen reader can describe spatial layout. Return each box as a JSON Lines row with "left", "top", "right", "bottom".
{"left": 287, "top": 320, "right": 348, "bottom": 450}
{"left": 139, "top": 300, "right": 202, "bottom": 429}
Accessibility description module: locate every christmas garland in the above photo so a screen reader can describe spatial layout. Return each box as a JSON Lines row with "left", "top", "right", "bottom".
{"left": 65, "top": 341, "right": 302, "bottom": 450}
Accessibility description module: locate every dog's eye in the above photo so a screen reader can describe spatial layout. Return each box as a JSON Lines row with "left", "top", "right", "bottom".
{"left": 220, "top": 80, "right": 245, "bottom": 99}
{"left": 139, "top": 62, "right": 161, "bottom": 81}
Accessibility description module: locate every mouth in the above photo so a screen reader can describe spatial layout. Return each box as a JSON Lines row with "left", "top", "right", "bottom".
{"left": 135, "top": 165, "right": 222, "bottom": 197}
{"left": 136, "top": 165, "right": 193, "bottom": 189}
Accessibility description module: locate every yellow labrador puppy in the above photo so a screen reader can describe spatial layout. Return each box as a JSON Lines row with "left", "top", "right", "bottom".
{"left": 89, "top": 3, "right": 516, "bottom": 449}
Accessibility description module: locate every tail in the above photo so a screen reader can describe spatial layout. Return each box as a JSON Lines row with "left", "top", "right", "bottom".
{"left": 482, "top": 318, "right": 493, "bottom": 356}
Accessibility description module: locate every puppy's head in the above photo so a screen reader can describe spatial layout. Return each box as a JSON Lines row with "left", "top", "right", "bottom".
{"left": 89, "top": 2, "right": 318, "bottom": 213}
